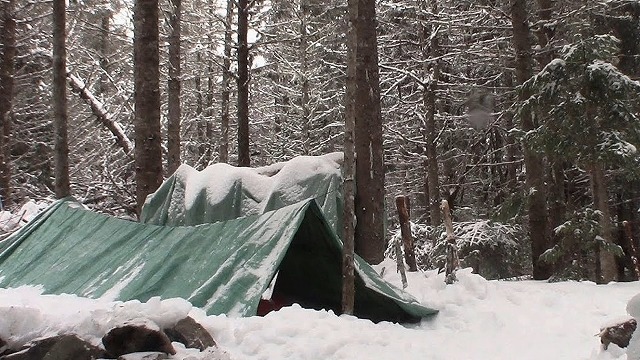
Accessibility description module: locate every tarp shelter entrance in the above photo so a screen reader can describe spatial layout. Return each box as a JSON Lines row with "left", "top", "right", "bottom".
{"left": 0, "top": 198, "right": 437, "bottom": 323}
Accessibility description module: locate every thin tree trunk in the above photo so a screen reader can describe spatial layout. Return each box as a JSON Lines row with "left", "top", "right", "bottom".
{"left": 300, "top": 0, "right": 310, "bottom": 155}
{"left": 236, "top": 0, "right": 250, "bottom": 167}
{"left": 422, "top": 0, "right": 441, "bottom": 226}
{"left": 396, "top": 195, "right": 417, "bottom": 271}
{"left": 441, "top": 199, "right": 459, "bottom": 284}
{"left": 351, "top": 0, "right": 385, "bottom": 264}
{"left": 53, "top": 0, "right": 70, "bottom": 199}
{"left": 219, "top": 0, "right": 232, "bottom": 164}
{"left": 623, "top": 220, "right": 640, "bottom": 280}
{"left": 535, "top": 0, "right": 566, "bottom": 253}
{"left": 133, "top": 0, "right": 163, "bottom": 214}
{"left": 0, "top": 0, "right": 15, "bottom": 207}
{"left": 511, "top": 0, "right": 552, "bottom": 280}
{"left": 590, "top": 163, "right": 618, "bottom": 283}
{"left": 167, "top": 0, "right": 181, "bottom": 175}
{"left": 97, "top": 10, "right": 110, "bottom": 98}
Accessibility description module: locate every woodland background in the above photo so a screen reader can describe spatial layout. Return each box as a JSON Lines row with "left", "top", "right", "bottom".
{"left": 0, "top": 0, "right": 639, "bottom": 284}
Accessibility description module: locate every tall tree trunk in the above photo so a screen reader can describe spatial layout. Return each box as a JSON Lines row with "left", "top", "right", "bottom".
{"left": 422, "top": 0, "right": 441, "bottom": 226}
{"left": 342, "top": 15, "right": 356, "bottom": 311}
{"left": 511, "top": 0, "right": 552, "bottom": 280}
{"left": 167, "top": 0, "right": 181, "bottom": 175}
{"left": 219, "top": 0, "right": 232, "bottom": 164}
{"left": 349, "top": 0, "right": 385, "bottom": 264}
{"left": 236, "top": 0, "right": 250, "bottom": 167}
{"left": 0, "top": 0, "right": 15, "bottom": 207}
{"left": 535, "top": 0, "right": 566, "bottom": 253}
{"left": 195, "top": 51, "right": 206, "bottom": 164}
{"left": 53, "top": 0, "right": 70, "bottom": 199}
{"left": 300, "top": 0, "right": 310, "bottom": 155}
{"left": 133, "top": 0, "right": 163, "bottom": 214}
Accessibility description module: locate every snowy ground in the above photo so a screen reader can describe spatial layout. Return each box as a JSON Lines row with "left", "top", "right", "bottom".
{"left": 0, "top": 263, "right": 637, "bottom": 360}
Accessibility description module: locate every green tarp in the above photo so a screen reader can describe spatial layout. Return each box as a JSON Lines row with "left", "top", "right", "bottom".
{"left": 0, "top": 198, "right": 437, "bottom": 322}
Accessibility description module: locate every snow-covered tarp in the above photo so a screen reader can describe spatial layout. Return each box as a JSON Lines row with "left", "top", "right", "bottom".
{"left": 0, "top": 197, "right": 436, "bottom": 322}
{"left": 140, "top": 152, "right": 344, "bottom": 233}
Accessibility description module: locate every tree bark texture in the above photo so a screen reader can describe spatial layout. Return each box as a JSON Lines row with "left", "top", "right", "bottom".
{"left": 535, "top": 0, "right": 566, "bottom": 253}
{"left": 349, "top": 0, "right": 386, "bottom": 265}
{"left": 590, "top": 163, "right": 618, "bottom": 283}
{"left": 219, "top": 0, "right": 233, "bottom": 164}
{"left": 236, "top": 0, "right": 250, "bottom": 167}
{"left": 97, "top": 11, "right": 110, "bottom": 97}
{"left": 0, "top": 0, "right": 15, "bottom": 207}
{"left": 167, "top": 0, "right": 181, "bottom": 175}
{"left": 422, "top": 0, "right": 441, "bottom": 226}
{"left": 300, "top": 0, "right": 310, "bottom": 155}
{"left": 133, "top": 0, "right": 163, "bottom": 214}
{"left": 396, "top": 195, "right": 417, "bottom": 271}
{"left": 511, "top": 0, "right": 552, "bottom": 280}
{"left": 53, "top": 0, "right": 70, "bottom": 199}
{"left": 342, "top": 7, "right": 357, "bottom": 311}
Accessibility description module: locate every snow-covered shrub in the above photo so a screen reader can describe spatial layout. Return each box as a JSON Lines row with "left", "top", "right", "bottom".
{"left": 386, "top": 220, "right": 528, "bottom": 279}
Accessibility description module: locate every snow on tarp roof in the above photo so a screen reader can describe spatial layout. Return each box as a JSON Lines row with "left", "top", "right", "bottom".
{"left": 141, "top": 152, "right": 344, "bottom": 231}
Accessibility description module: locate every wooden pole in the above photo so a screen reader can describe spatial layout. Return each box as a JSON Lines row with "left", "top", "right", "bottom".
{"left": 441, "top": 199, "right": 459, "bottom": 284}
{"left": 394, "top": 235, "right": 408, "bottom": 288}
{"left": 395, "top": 195, "right": 418, "bottom": 271}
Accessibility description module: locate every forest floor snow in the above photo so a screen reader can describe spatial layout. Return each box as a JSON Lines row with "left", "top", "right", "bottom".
{"left": 0, "top": 262, "right": 637, "bottom": 359}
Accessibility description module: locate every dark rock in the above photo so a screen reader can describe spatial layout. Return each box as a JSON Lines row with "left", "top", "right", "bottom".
{"left": 1, "top": 334, "right": 105, "bottom": 360}
{"left": 117, "top": 352, "right": 168, "bottom": 360}
{"left": 164, "top": 317, "right": 216, "bottom": 351}
{"left": 600, "top": 318, "right": 637, "bottom": 349}
{"left": 103, "top": 324, "right": 176, "bottom": 358}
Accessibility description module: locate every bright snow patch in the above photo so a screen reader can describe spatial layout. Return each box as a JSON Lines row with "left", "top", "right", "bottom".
{"left": 0, "top": 268, "right": 637, "bottom": 359}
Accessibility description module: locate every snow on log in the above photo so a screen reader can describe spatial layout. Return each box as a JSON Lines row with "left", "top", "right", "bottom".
{"left": 66, "top": 71, "right": 134, "bottom": 156}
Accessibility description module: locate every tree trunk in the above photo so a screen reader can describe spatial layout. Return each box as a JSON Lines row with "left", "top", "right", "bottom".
{"left": 396, "top": 195, "right": 417, "bottom": 271}
{"left": 590, "top": 163, "right": 618, "bottom": 283}
{"left": 53, "top": 0, "right": 70, "bottom": 199}
{"left": 219, "top": 0, "right": 233, "bottom": 164}
{"left": 535, "top": 0, "right": 566, "bottom": 255}
{"left": 511, "top": 0, "right": 552, "bottom": 280}
{"left": 133, "top": 0, "right": 163, "bottom": 214}
{"left": 422, "top": 0, "right": 441, "bottom": 226}
{"left": 350, "top": 0, "right": 385, "bottom": 265}
{"left": 236, "top": 0, "right": 250, "bottom": 167}
{"left": 97, "top": 9, "right": 110, "bottom": 98}
{"left": 300, "top": 0, "right": 310, "bottom": 155}
{"left": 0, "top": 0, "right": 15, "bottom": 207}
{"left": 342, "top": 6, "right": 357, "bottom": 311}
{"left": 441, "top": 199, "right": 459, "bottom": 284}
{"left": 167, "top": 0, "right": 181, "bottom": 175}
